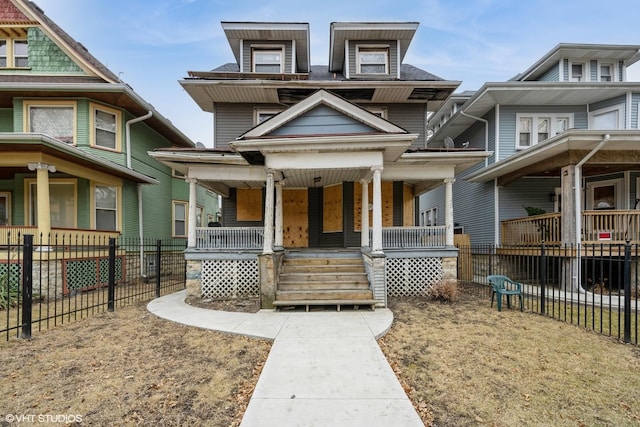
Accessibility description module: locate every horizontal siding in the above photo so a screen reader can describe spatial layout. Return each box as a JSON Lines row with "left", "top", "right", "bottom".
{"left": 272, "top": 105, "right": 374, "bottom": 135}
{"left": 242, "top": 40, "right": 293, "bottom": 73}
{"left": 590, "top": 95, "right": 626, "bottom": 112}
{"left": 590, "top": 60, "right": 598, "bottom": 81}
{"left": 632, "top": 93, "right": 640, "bottom": 129}
{"left": 499, "top": 177, "right": 559, "bottom": 223}
{"left": 348, "top": 40, "right": 398, "bottom": 78}
{"left": 538, "top": 63, "right": 560, "bottom": 82}
{"left": 215, "top": 103, "right": 255, "bottom": 147}
{"left": 387, "top": 103, "right": 425, "bottom": 148}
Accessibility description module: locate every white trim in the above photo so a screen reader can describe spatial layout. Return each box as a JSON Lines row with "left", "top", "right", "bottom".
{"left": 494, "top": 179, "right": 500, "bottom": 245}
{"left": 0, "top": 191, "right": 11, "bottom": 225}
{"left": 495, "top": 104, "right": 500, "bottom": 163}
{"left": 597, "top": 60, "right": 616, "bottom": 82}
{"left": 344, "top": 39, "right": 350, "bottom": 79}
{"left": 251, "top": 45, "right": 285, "bottom": 73}
{"left": 569, "top": 60, "right": 589, "bottom": 82}
{"left": 627, "top": 92, "right": 632, "bottom": 129}
{"left": 396, "top": 39, "right": 401, "bottom": 79}
{"left": 239, "top": 39, "right": 243, "bottom": 73}
{"left": 559, "top": 58, "right": 564, "bottom": 82}
{"left": 586, "top": 178, "right": 623, "bottom": 210}
{"left": 292, "top": 39, "right": 296, "bottom": 73}
{"left": 355, "top": 44, "right": 390, "bottom": 75}
{"left": 254, "top": 107, "right": 284, "bottom": 125}
{"left": 516, "top": 113, "right": 574, "bottom": 149}
{"left": 588, "top": 104, "right": 624, "bottom": 129}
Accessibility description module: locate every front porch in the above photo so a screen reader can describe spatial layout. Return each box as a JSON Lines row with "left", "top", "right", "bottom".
{"left": 501, "top": 211, "right": 640, "bottom": 246}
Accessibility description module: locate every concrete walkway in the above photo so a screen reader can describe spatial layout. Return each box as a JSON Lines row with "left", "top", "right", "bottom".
{"left": 147, "top": 290, "right": 423, "bottom": 426}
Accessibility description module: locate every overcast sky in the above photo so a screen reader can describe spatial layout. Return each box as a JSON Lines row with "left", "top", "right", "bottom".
{"left": 34, "top": 0, "right": 640, "bottom": 146}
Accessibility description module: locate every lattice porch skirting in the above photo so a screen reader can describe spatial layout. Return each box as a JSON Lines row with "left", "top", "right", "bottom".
{"left": 386, "top": 257, "right": 443, "bottom": 297}
{"left": 201, "top": 259, "right": 259, "bottom": 299}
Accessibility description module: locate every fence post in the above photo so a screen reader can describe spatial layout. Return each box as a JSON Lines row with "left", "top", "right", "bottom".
{"left": 623, "top": 240, "right": 631, "bottom": 343}
{"left": 20, "top": 234, "right": 33, "bottom": 339}
{"left": 155, "top": 240, "right": 161, "bottom": 298}
{"left": 540, "top": 241, "right": 546, "bottom": 315}
{"left": 108, "top": 238, "right": 116, "bottom": 312}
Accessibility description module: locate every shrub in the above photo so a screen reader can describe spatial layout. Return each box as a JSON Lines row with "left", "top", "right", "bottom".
{"left": 427, "top": 279, "right": 459, "bottom": 302}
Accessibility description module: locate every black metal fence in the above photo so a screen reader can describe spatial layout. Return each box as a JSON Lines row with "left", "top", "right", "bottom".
{"left": 458, "top": 243, "right": 639, "bottom": 345}
{"left": 1, "top": 232, "right": 186, "bottom": 341}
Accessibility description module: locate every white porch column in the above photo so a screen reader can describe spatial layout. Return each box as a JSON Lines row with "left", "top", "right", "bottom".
{"left": 186, "top": 177, "right": 198, "bottom": 248}
{"left": 274, "top": 180, "right": 284, "bottom": 250}
{"left": 263, "top": 169, "right": 275, "bottom": 254}
{"left": 360, "top": 179, "right": 370, "bottom": 248}
{"left": 371, "top": 166, "right": 383, "bottom": 254}
{"left": 444, "top": 177, "right": 455, "bottom": 247}
{"left": 28, "top": 162, "right": 56, "bottom": 239}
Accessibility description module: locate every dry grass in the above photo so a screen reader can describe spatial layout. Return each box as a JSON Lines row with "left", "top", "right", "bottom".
{"left": 0, "top": 300, "right": 270, "bottom": 426}
{"left": 380, "top": 294, "right": 640, "bottom": 427}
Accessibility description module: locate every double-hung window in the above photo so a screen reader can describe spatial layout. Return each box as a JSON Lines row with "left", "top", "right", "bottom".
{"left": 357, "top": 47, "right": 389, "bottom": 74}
{"left": 570, "top": 62, "right": 586, "bottom": 82}
{"left": 598, "top": 62, "right": 614, "bottom": 82}
{"left": 26, "top": 101, "right": 76, "bottom": 144}
{"left": 0, "top": 39, "right": 28, "bottom": 67}
{"left": 173, "top": 201, "right": 188, "bottom": 237}
{"left": 252, "top": 48, "right": 283, "bottom": 73}
{"left": 517, "top": 114, "right": 573, "bottom": 149}
{"left": 95, "top": 185, "right": 118, "bottom": 231}
{"left": 91, "top": 104, "right": 121, "bottom": 150}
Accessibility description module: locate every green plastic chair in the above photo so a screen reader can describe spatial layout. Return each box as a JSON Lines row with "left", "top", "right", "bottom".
{"left": 487, "top": 275, "right": 523, "bottom": 312}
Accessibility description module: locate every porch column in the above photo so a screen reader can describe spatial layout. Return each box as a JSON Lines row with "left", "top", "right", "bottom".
{"left": 444, "top": 177, "right": 455, "bottom": 247}
{"left": 561, "top": 165, "right": 580, "bottom": 291}
{"left": 360, "top": 179, "right": 370, "bottom": 248}
{"left": 28, "top": 162, "right": 56, "bottom": 239}
{"left": 274, "top": 180, "right": 284, "bottom": 250}
{"left": 263, "top": 169, "right": 275, "bottom": 254}
{"left": 371, "top": 165, "right": 383, "bottom": 254}
{"left": 186, "top": 177, "right": 198, "bottom": 248}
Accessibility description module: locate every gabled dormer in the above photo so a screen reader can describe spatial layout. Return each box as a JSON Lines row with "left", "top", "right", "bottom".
{"left": 221, "top": 21, "right": 310, "bottom": 75}
{"left": 329, "top": 22, "right": 418, "bottom": 80}
{"left": 513, "top": 43, "right": 640, "bottom": 83}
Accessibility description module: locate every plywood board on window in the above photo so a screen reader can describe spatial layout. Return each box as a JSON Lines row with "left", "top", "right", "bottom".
{"left": 403, "top": 183, "right": 415, "bottom": 226}
{"left": 236, "top": 188, "right": 262, "bottom": 221}
{"left": 353, "top": 181, "right": 393, "bottom": 231}
{"left": 283, "top": 189, "right": 308, "bottom": 248}
{"left": 323, "top": 183, "right": 343, "bottom": 233}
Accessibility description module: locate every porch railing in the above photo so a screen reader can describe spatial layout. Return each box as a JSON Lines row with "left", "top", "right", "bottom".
{"left": 0, "top": 227, "right": 120, "bottom": 246}
{"left": 195, "top": 227, "right": 263, "bottom": 250}
{"left": 501, "top": 211, "right": 640, "bottom": 246}
{"left": 379, "top": 226, "right": 447, "bottom": 249}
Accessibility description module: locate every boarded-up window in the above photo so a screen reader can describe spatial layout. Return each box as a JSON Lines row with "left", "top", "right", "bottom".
{"left": 353, "top": 181, "right": 393, "bottom": 231}
{"left": 323, "top": 184, "right": 343, "bottom": 232}
{"left": 236, "top": 188, "right": 263, "bottom": 221}
{"left": 403, "top": 184, "right": 414, "bottom": 226}
{"left": 283, "top": 189, "right": 308, "bottom": 247}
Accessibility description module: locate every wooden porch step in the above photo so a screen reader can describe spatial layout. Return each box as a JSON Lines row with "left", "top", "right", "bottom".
{"left": 272, "top": 299, "right": 377, "bottom": 312}
{"left": 282, "top": 257, "right": 362, "bottom": 266}
{"left": 279, "top": 272, "right": 369, "bottom": 283}
{"left": 281, "top": 264, "right": 366, "bottom": 273}
{"left": 276, "top": 289, "right": 374, "bottom": 301}
{"left": 277, "top": 281, "right": 370, "bottom": 291}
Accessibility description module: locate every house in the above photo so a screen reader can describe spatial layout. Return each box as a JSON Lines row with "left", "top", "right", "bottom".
{"left": 421, "top": 43, "right": 640, "bottom": 290}
{"left": 149, "top": 21, "right": 490, "bottom": 308}
{"left": 0, "top": 0, "right": 219, "bottom": 246}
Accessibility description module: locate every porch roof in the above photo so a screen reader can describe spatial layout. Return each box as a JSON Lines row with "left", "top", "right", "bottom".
{"left": 1, "top": 134, "right": 159, "bottom": 184}
{"left": 465, "top": 130, "right": 640, "bottom": 186}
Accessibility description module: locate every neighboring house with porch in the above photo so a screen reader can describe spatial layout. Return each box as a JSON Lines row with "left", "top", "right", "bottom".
{"left": 150, "top": 21, "right": 490, "bottom": 309}
{"left": 421, "top": 43, "right": 640, "bottom": 291}
{"left": 424, "top": 43, "right": 640, "bottom": 247}
{"left": 0, "top": 0, "right": 218, "bottom": 246}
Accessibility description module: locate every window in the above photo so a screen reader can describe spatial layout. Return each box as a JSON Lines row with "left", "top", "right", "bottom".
{"left": 366, "top": 107, "right": 388, "bottom": 119}
{"left": 357, "top": 47, "right": 389, "bottom": 74}
{"left": 252, "top": 49, "right": 283, "bottom": 73}
{"left": 0, "top": 192, "right": 10, "bottom": 225}
{"left": 91, "top": 104, "right": 120, "bottom": 150}
{"left": 254, "top": 108, "right": 283, "bottom": 125}
{"left": 589, "top": 105, "right": 623, "bottom": 129}
{"left": 0, "top": 38, "right": 28, "bottom": 68}
{"left": 95, "top": 185, "right": 118, "bottom": 230}
{"left": 516, "top": 114, "right": 573, "bottom": 149}
{"left": 196, "top": 206, "right": 203, "bottom": 228}
{"left": 420, "top": 207, "right": 437, "bottom": 226}
{"left": 25, "top": 101, "right": 76, "bottom": 144}
{"left": 599, "top": 63, "right": 613, "bottom": 82}
{"left": 27, "top": 179, "right": 77, "bottom": 228}
{"left": 587, "top": 179, "right": 622, "bottom": 210}
{"left": 173, "top": 201, "right": 188, "bottom": 237}
{"left": 570, "top": 62, "right": 586, "bottom": 82}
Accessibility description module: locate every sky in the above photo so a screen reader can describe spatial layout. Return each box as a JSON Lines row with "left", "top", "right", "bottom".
{"left": 34, "top": 0, "right": 640, "bottom": 146}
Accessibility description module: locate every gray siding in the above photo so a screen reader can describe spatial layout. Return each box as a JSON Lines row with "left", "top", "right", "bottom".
{"left": 242, "top": 40, "right": 293, "bottom": 73}
{"left": 347, "top": 40, "right": 398, "bottom": 78}
{"left": 499, "top": 177, "right": 558, "bottom": 223}
{"left": 271, "top": 105, "right": 375, "bottom": 135}
{"left": 590, "top": 95, "right": 626, "bottom": 112}
{"left": 563, "top": 59, "right": 569, "bottom": 81}
{"left": 632, "top": 93, "right": 640, "bottom": 129}
{"left": 538, "top": 63, "right": 560, "bottom": 82}
{"left": 387, "top": 103, "right": 426, "bottom": 148}
{"left": 214, "top": 103, "right": 255, "bottom": 147}
{"left": 590, "top": 60, "right": 598, "bottom": 81}
{"left": 499, "top": 105, "right": 588, "bottom": 161}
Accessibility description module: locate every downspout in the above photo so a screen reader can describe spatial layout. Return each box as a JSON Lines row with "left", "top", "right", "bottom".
{"left": 574, "top": 133, "right": 610, "bottom": 291}
{"left": 125, "top": 111, "right": 153, "bottom": 277}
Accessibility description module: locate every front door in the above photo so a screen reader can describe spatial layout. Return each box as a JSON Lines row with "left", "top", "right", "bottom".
{"left": 283, "top": 189, "right": 308, "bottom": 247}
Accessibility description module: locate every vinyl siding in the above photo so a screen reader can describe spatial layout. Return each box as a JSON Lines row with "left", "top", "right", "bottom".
{"left": 271, "top": 104, "right": 375, "bottom": 135}
{"left": 538, "top": 63, "right": 560, "bottom": 82}
{"left": 499, "top": 177, "right": 558, "bottom": 223}
{"left": 387, "top": 103, "right": 426, "bottom": 148}
{"left": 590, "top": 60, "right": 598, "bottom": 81}
{"left": 499, "top": 105, "right": 588, "bottom": 161}
{"left": 632, "top": 93, "right": 640, "bottom": 129}
{"left": 347, "top": 40, "right": 398, "bottom": 79}
{"left": 215, "top": 103, "right": 255, "bottom": 147}
{"left": 243, "top": 40, "right": 293, "bottom": 73}
{"left": 589, "top": 95, "right": 626, "bottom": 128}
{"left": 563, "top": 59, "right": 569, "bottom": 81}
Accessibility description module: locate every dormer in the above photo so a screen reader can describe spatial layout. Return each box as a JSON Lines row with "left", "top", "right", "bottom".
{"left": 0, "top": 1, "right": 35, "bottom": 70}
{"left": 221, "top": 22, "right": 310, "bottom": 75}
{"left": 329, "top": 22, "right": 418, "bottom": 79}
{"left": 514, "top": 43, "right": 640, "bottom": 83}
